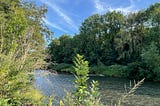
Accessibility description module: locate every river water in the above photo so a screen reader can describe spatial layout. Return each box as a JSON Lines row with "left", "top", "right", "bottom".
{"left": 34, "top": 70, "right": 160, "bottom": 106}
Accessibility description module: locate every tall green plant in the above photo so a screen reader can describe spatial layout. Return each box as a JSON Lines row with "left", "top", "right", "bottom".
{"left": 74, "top": 54, "right": 89, "bottom": 104}
{"left": 62, "top": 54, "right": 103, "bottom": 106}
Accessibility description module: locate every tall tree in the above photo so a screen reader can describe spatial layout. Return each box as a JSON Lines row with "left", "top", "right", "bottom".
{"left": 0, "top": 0, "right": 51, "bottom": 105}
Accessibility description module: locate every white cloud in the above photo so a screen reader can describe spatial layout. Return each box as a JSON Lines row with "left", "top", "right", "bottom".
{"left": 93, "top": 0, "right": 137, "bottom": 15}
{"left": 93, "top": 0, "right": 107, "bottom": 13}
{"left": 43, "top": 18, "right": 68, "bottom": 33}
{"left": 108, "top": 0, "right": 137, "bottom": 14}
{"left": 40, "top": 0, "right": 78, "bottom": 31}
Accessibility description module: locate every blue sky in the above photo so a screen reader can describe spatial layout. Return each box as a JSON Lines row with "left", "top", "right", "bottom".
{"left": 36, "top": 0, "right": 160, "bottom": 38}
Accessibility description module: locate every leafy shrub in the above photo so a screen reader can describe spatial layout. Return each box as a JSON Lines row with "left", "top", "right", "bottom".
{"left": 127, "top": 62, "right": 148, "bottom": 80}
{"left": 141, "top": 43, "right": 160, "bottom": 81}
{"left": 105, "top": 65, "right": 127, "bottom": 77}
{"left": 90, "top": 65, "right": 106, "bottom": 74}
{"left": 0, "top": 98, "right": 10, "bottom": 106}
{"left": 52, "top": 63, "right": 74, "bottom": 73}
{"left": 62, "top": 54, "right": 103, "bottom": 106}
{"left": 90, "top": 65, "right": 127, "bottom": 77}
{"left": 127, "top": 43, "right": 160, "bottom": 81}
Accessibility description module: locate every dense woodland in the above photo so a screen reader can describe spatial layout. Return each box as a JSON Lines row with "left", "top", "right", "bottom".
{"left": 48, "top": 3, "right": 160, "bottom": 81}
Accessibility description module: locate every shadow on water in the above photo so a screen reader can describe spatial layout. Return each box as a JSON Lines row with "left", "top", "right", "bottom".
{"left": 34, "top": 70, "right": 160, "bottom": 106}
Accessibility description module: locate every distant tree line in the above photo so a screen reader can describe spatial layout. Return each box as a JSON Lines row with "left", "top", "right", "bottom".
{"left": 48, "top": 3, "right": 160, "bottom": 81}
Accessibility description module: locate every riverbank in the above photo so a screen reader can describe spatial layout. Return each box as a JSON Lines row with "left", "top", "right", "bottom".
{"left": 48, "top": 69, "right": 105, "bottom": 77}
{"left": 48, "top": 63, "right": 127, "bottom": 77}
{"left": 48, "top": 62, "right": 160, "bottom": 82}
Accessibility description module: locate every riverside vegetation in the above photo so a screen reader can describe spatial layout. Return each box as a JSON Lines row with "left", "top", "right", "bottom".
{"left": 0, "top": 0, "right": 159, "bottom": 106}
{"left": 60, "top": 54, "right": 145, "bottom": 106}
{"left": 48, "top": 3, "right": 160, "bottom": 82}
{"left": 0, "top": 0, "right": 51, "bottom": 105}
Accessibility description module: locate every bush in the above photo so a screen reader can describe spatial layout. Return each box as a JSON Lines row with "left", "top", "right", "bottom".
{"left": 62, "top": 54, "right": 103, "bottom": 106}
{"left": 124, "top": 43, "right": 160, "bottom": 81}
{"left": 51, "top": 63, "right": 74, "bottom": 73}
{"left": 89, "top": 65, "right": 107, "bottom": 74}
{"left": 127, "top": 62, "right": 148, "bottom": 80}
{"left": 90, "top": 65, "right": 127, "bottom": 77}
{"left": 105, "top": 65, "right": 127, "bottom": 77}
{"left": 141, "top": 43, "right": 160, "bottom": 81}
{"left": 0, "top": 98, "right": 10, "bottom": 106}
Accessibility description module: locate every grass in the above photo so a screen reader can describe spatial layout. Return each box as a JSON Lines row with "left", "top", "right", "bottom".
{"left": 117, "top": 78, "right": 145, "bottom": 106}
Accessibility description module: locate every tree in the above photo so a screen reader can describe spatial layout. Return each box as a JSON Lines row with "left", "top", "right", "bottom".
{"left": 78, "top": 12, "right": 126, "bottom": 65}
{"left": 141, "top": 43, "right": 160, "bottom": 81}
{"left": 48, "top": 3, "right": 160, "bottom": 81}
{"left": 49, "top": 35, "right": 74, "bottom": 64}
{"left": 0, "top": 0, "right": 51, "bottom": 105}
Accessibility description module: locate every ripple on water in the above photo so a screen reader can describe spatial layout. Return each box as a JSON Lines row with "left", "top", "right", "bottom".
{"left": 34, "top": 70, "right": 160, "bottom": 106}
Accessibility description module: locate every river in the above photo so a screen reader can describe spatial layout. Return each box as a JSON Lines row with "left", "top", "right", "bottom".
{"left": 34, "top": 70, "right": 160, "bottom": 106}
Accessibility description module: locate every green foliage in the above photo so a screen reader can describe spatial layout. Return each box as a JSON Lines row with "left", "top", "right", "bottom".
{"left": 127, "top": 62, "right": 147, "bottom": 80}
{"left": 61, "top": 54, "right": 145, "bottom": 106}
{"left": 127, "top": 43, "right": 160, "bottom": 81}
{"left": 48, "top": 35, "right": 74, "bottom": 64}
{"left": 62, "top": 54, "right": 103, "bottom": 106}
{"left": 48, "top": 3, "right": 160, "bottom": 81}
{"left": 85, "top": 80, "right": 102, "bottom": 106}
{"left": 90, "top": 65, "right": 127, "bottom": 77}
{"left": 48, "top": 96, "right": 53, "bottom": 106}
{"left": 62, "top": 92, "right": 75, "bottom": 106}
{"left": 51, "top": 63, "right": 74, "bottom": 73}
{"left": 0, "top": 0, "right": 51, "bottom": 105}
{"left": 74, "top": 54, "right": 89, "bottom": 104}
{"left": 141, "top": 43, "right": 160, "bottom": 81}
{"left": 0, "top": 98, "right": 11, "bottom": 106}
{"left": 103, "top": 65, "right": 127, "bottom": 77}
